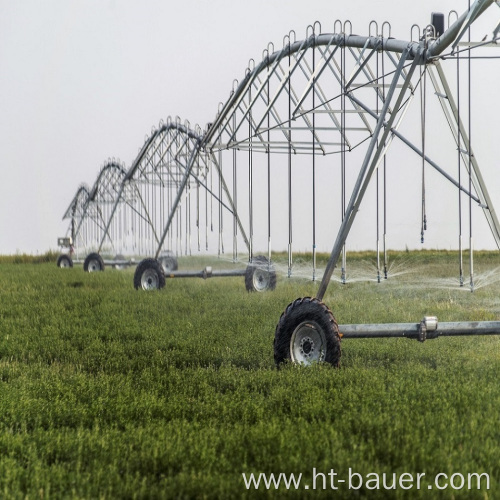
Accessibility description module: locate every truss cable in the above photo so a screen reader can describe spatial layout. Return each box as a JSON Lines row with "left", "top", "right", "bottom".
{"left": 118, "top": 180, "right": 121, "bottom": 252}
{"left": 205, "top": 162, "right": 208, "bottom": 251}
{"left": 312, "top": 34, "right": 317, "bottom": 281}
{"left": 288, "top": 40, "right": 293, "bottom": 278}
{"left": 420, "top": 63, "right": 428, "bottom": 244}
{"left": 381, "top": 42, "right": 388, "bottom": 279}
{"left": 138, "top": 185, "right": 142, "bottom": 256}
{"left": 181, "top": 191, "right": 185, "bottom": 256}
{"left": 218, "top": 149, "right": 224, "bottom": 256}
{"left": 196, "top": 180, "right": 200, "bottom": 251}
{"left": 189, "top": 182, "right": 193, "bottom": 256}
{"left": 150, "top": 167, "right": 154, "bottom": 256}
{"left": 160, "top": 146, "right": 165, "bottom": 254}
{"left": 153, "top": 164, "right": 157, "bottom": 256}
{"left": 138, "top": 185, "right": 141, "bottom": 256}
{"left": 376, "top": 38, "right": 381, "bottom": 283}
{"left": 267, "top": 62, "right": 272, "bottom": 264}
{"left": 119, "top": 190, "right": 122, "bottom": 252}
{"left": 248, "top": 84, "right": 254, "bottom": 262}
{"left": 149, "top": 162, "right": 152, "bottom": 255}
{"left": 189, "top": 183, "right": 192, "bottom": 256}
{"left": 168, "top": 159, "right": 172, "bottom": 252}
{"left": 135, "top": 199, "right": 138, "bottom": 254}
{"left": 341, "top": 35, "right": 347, "bottom": 285}
{"left": 210, "top": 154, "right": 214, "bottom": 233}
{"left": 457, "top": 47, "right": 464, "bottom": 287}
{"left": 175, "top": 135, "right": 180, "bottom": 256}
{"left": 152, "top": 166, "right": 156, "bottom": 256}
{"left": 467, "top": 6, "right": 474, "bottom": 292}
{"left": 183, "top": 184, "right": 186, "bottom": 256}
{"left": 184, "top": 192, "right": 188, "bottom": 256}
{"left": 145, "top": 169, "right": 148, "bottom": 255}
{"left": 233, "top": 114, "right": 238, "bottom": 262}
{"left": 178, "top": 201, "right": 181, "bottom": 257}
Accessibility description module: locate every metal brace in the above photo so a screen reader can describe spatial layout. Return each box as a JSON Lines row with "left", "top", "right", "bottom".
{"left": 418, "top": 316, "right": 438, "bottom": 342}
{"left": 202, "top": 266, "right": 213, "bottom": 280}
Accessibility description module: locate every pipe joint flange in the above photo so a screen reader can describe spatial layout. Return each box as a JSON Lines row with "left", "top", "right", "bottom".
{"left": 419, "top": 316, "right": 438, "bottom": 342}
{"left": 418, "top": 319, "right": 426, "bottom": 342}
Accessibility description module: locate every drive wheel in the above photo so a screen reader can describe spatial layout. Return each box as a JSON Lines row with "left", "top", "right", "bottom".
{"left": 159, "top": 253, "right": 178, "bottom": 273}
{"left": 83, "top": 253, "right": 104, "bottom": 272}
{"left": 245, "top": 255, "right": 277, "bottom": 292}
{"left": 274, "top": 297, "right": 341, "bottom": 367}
{"left": 134, "top": 258, "right": 165, "bottom": 290}
{"left": 113, "top": 254, "right": 127, "bottom": 270}
{"left": 57, "top": 254, "right": 73, "bottom": 268}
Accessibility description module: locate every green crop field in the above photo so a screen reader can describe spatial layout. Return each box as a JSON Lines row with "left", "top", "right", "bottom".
{"left": 0, "top": 250, "right": 499, "bottom": 499}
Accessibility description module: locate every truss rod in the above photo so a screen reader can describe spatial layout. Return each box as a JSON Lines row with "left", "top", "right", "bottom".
{"left": 317, "top": 47, "right": 419, "bottom": 301}
{"left": 349, "top": 95, "right": 481, "bottom": 205}
{"left": 431, "top": 60, "right": 500, "bottom": 248}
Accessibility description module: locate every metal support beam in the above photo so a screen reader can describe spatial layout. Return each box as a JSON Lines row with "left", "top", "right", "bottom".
{"left": 316, "top": 47, "right": 420, "bottom": 301}
{"left": 427, "top": 0, "right": 495, "bottom": 57}
{"left": 164, "top": 267, "right": 246, "bottom": 279}
{"left": 349, "top": 94, "right": 482, "bottom": 204}
{"left": 97, "top": 182, "right": 127, "bottom": 253}
{"left": 154, "top": 142, "right": 201, "bottom": 259}
{"left": 340, "top": 317, "right": 500, "bottom": 340}
{"left": 430, "top": 61, "right": 500, "bottom": 249}
{"left": 207, "top": 151, "right": 251, "bottom": 254}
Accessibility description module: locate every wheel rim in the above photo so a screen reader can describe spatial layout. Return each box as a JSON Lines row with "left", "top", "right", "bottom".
{"left": 114, "top": 255, "right": 126, "bottom": 270}
{"left": 59, "top": 259, "right": 69, "bottom": 268}
{"left": 290, "top": 320, "right": 327, "bottom": 365}
{"left": 88, "top": 259, "right": 101, "bottom": 272}
{"left": 160, "top": 258, "right": 171, "bottom": 273}
{"left": 253, "top": 268, "right": 270, "bottom": 291}
{"left": 141, "top": 268, "right": 159, "bottom": 290}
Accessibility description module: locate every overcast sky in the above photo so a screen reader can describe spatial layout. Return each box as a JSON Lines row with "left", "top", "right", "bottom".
{"left": 1, "top": 0, "right": 499, "bottom": 255}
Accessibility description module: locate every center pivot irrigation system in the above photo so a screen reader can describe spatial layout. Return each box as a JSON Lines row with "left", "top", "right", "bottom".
{"left": 60, "top": 1, "right": 500, "bottom": 365}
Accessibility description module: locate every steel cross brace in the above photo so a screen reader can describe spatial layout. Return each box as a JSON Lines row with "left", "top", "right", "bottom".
{"left": 316, "top": 46, "right": 421, "bottom": 301}
{"left": 429, "top": 61, "right": 500, "bottom": 249}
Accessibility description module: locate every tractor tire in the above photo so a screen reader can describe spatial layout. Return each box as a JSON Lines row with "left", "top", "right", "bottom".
{"left": 113, "top": 254, "right": 127, "bottom": 270}
{"left": 57, "top": 254, "right": 73, "bottom": 268}
{"left": 245, "top": 255, "right": 277, "bottom": 292}
{"left": 274, "top": 297, "right": 341, "bottom": 367}
{"left": 83, "top": 253, "right": 105, "bottom": 272}
{"left": 159, "top": 253, "right": 178, "bottom": 273}
{"left": 134, "top": 258, "right": 166, "bottom": 290}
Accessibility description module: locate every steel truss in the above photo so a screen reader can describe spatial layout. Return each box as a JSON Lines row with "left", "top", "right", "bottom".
{"left": 59, "top": 0, "right": 500, "bottom": 364}
{"left": 64, "top": 118, "right": 248, "bottom": 260}
{"left": 63, "top": 0, "right": 500, "bottom": 288}
{"left": 63, "top": 161, "right": 128, "bottom": 259}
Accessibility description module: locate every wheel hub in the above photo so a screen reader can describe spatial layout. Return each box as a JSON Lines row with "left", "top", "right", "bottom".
{"left": 88, "top": 259, "right": 100, "bottom": 272}
{"left": 253, "top": 269, "right": 269, "bottom": 291}
{"left": 300, "top": 337, "right": 314, "bottom": 356}
{"left": 290, "top": 321, "right": 326, "bottom": 365}
{"left": 141, "top": 269, "right": 159, "bottom": 290}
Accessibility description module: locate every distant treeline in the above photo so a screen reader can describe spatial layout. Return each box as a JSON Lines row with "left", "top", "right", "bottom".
{"left": 0, "top": 248, "right": 497, "bottom": 265}
{"left": 0, "top": 251, "right": 59, "bottom": 264}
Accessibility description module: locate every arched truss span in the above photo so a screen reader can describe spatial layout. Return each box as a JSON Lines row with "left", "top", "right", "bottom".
{"left": 63, "top": 184, "right": 90, "bottom": 221}
{"left": 196, "top": 0, "right": 500, "bottom": 281}
{"left": 95, "top": 118, "right": 249, "bottom": 258}
{"left": 89, "top": 160, "right": 128, "bottom": 203}
{"left": 64, "top": 160, "right": 128, "bottom": 256}
{"left": 64, "top": 0, "right": 500, "bottom": 282}
{"left": 204, "top": 33, "right": 410, "bottom": 154}
{"left": 203, "top": 0, "right": 495, "bottom": 154}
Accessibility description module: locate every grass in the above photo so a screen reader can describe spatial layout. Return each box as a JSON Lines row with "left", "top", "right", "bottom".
{"left": 0, "top": 251, "right": 499, "bottom": 498}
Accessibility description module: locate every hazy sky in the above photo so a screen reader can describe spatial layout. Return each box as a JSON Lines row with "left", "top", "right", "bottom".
{"left": 1, "top": 0, "right": 499, "bottom": 255}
